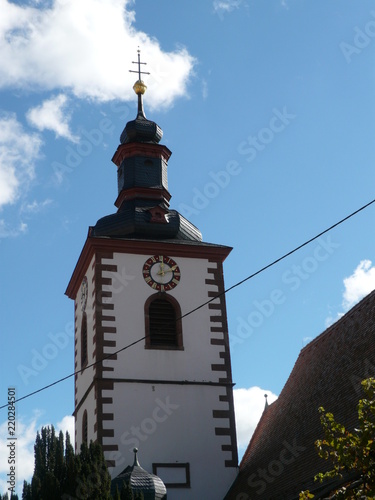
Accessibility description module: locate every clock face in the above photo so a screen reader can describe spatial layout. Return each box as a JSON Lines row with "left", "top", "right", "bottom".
{"left": 142, "top": 255, "right": 181, "bottom": 292}
{"left": 80, "top": 276, "right": 88, "bottom": 311}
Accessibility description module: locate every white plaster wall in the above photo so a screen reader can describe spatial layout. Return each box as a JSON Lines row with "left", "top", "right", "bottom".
{"left": 100, "top": 252, "right": 226, "bottom": 383}
{"left": 75, "top": 255, "right": 96, "bottom": 406}
{"left": 104, "top": 382, "right": 237, "bottom": 500}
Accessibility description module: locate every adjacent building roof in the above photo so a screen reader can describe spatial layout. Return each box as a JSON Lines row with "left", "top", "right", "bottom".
{"left": 225, "top": 289, "right": 375, "bottom": 499}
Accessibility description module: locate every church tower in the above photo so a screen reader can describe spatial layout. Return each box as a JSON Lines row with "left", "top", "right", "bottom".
{"left": 66, "top": 51, "right": 238, "bottom": 499}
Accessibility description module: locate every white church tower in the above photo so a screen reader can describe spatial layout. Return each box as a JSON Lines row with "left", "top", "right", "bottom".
{"left": 66, "top": 51, "right": 238, "bottom": 499}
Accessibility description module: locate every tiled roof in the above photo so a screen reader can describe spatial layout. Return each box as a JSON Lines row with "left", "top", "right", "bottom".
{"left": 225, "top": 289, "right": 375, "bottom": 499}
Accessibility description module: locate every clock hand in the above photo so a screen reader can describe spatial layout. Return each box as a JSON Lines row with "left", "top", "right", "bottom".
{"left": 164, "top": 265, "right": 178, "bottom": 273}
{"left": 157, "top": 262, "right": 165, "bottom": 276}
{"left": 157, "top": 265, "right": 178, "bottom": 275}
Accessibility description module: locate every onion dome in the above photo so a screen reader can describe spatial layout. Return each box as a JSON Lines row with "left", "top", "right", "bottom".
{"left": 120, "top": 109, "right": 163, "bottom": 144}
{"left": 111, "top": 448, "right": 167, "bottom": 500}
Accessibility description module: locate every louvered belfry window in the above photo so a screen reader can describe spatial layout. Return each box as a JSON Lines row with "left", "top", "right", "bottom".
{"left": 149, "top": 299, "right": 177, "bottom": 346}
{"left": 145, "top": 294, "right": 183, "bottom": 349}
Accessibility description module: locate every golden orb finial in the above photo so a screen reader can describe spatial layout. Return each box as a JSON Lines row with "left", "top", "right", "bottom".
{"left": 133, "top": 80, "right": 147, "bottom": 95}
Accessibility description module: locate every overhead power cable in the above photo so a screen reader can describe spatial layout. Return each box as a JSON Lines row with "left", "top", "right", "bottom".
{"left": 179, "top": 197, "right": 375, "bottom": 320}
{"left": 1, "top": 336, "right": 147, "bottom": 410}
{"left": 1, "top": 197, "right": 374, "bottom": 410}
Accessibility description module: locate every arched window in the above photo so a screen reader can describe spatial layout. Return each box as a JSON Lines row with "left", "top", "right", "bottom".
{"left": 145, "top": 294, "right": 183, "bottom": 349}
{"left": 82, "top": 410, "right": 88, "bottom": 445}
{"left": 81, "top": 312, "right": 88, "bottom": 368}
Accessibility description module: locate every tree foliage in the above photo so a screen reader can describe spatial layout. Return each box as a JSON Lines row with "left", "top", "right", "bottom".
{"left": 300, "top": 378, "right": 375, "bottom": 499}
{"left": 4, "top": 425, "right": 150, "bottom": 499}
{"left": 21, "top": 426, "right": 111, "bottom": 500}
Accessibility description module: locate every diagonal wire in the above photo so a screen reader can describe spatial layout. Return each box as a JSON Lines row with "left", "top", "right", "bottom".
{"left": 179, "top": 197, "right": 375, "bottom": 319}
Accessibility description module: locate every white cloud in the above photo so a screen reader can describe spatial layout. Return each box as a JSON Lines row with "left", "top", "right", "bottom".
{"left": 26, "top": 94, "right": 78, "bottom": 142}
{"left": 0, "top": 0, "right": 195, "bottom": 110}
{"left": 0, "top": 113, "right": 42, "bottom": 209}
{"left": 342, "top": 260, "right": 375, "bottom": 310}
{"left": 0, "top": 412, "right": 75, "bottom": 496}
{"left": 0, "top": 219, "right": 27, "bottom": 238}
{"left": 326, "top": 260, "right": 375, "bottom": 326}
{"left": 0, "top": 412, "right": 40, "bottom": 496}
{"left": 213, "top": 0, "right": 242, "bottom": 14}
{"left": 234, "top": 386, "right": 278, "bottom": 453}
{"left": 57, "top": 415, "right": 75, "bottom": 442}
{"left": 21, "top": 198, "right": 53, "bottom": 214}
{"left": 302, "top": 336, "right": 312, "bottom": 346}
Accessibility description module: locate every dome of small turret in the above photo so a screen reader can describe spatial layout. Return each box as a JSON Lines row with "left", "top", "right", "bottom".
{"left": 111, "top": 448, "right": 167, "bottom": 500}
{"left": 120, "top": 111, "right": 163, "bottom": 144}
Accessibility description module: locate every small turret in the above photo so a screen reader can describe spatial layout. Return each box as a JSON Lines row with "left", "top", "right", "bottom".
{"left": 111, "top": 448, "right": 167, "bottom": 500}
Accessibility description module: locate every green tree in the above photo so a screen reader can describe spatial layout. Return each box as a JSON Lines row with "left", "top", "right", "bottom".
{"left": 300, "top": 378, "right": 375, "bottom": 499}
{"left": 23, "top": 426, "right": 63, "bottom": 499}
{"left": 112, "top": 486, "right": 121, "bottom": 500}
{"left": 22, "top": 426, "right": 112, "bottom": 500}
{"left": 73, "top": 441, "right": 112, "bottom": 499}
{"left": 20, "top": 425, "right": 148, "bottom": 499}
{"left": 21, "top": 482, "right": 31, "bottom": 500}
{"left": 63, "top": 431, "right": 80, "bottom": 496}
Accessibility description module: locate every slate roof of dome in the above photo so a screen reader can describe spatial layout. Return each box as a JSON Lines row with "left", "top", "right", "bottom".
{"left": 120, "top": 109, "right": 163, "bottom": 145}
{"left": 111, "top": 449, "right": 167, "bottom": 500}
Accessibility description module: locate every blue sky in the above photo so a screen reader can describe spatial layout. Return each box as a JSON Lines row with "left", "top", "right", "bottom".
{"left": 1, "top": 0, "right": 375, "bottom": 494}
